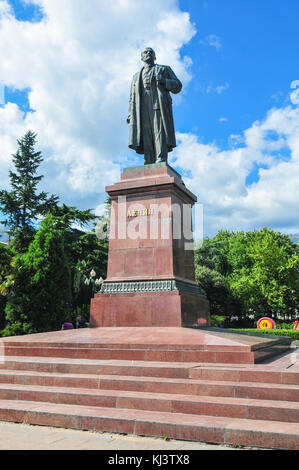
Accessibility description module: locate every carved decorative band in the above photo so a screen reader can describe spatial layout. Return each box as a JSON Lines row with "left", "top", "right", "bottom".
{"left": 99, "top": 280, "right": 202, "bottom": 295}
{"left": 175, "top": 280, "right": 203, "bottom": 295}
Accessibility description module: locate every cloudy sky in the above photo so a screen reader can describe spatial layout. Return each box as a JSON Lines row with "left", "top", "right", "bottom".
{"left": 0, "top": 0, "right": 299, "bottom": 238}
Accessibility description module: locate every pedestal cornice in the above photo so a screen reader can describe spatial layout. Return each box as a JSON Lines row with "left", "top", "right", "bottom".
{"left": 106, "top": 164, "right": 197, "bottom": 204}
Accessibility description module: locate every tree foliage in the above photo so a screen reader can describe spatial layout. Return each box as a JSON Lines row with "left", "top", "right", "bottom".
{"left": 195, "top": 228, "right": 299, "bottom": 321}
{"left": 0, "top": 131, "right": 109, "bottom": 336}
{"left": 0, "top": 244, "right": 13, "bottom": 329}
{"left": 0, "top": 131, "right": 58, "bottom": 252}
{"left": 195, "top": 264, "right": 238, "bottom": 317}
{"left": 228, "top": 228, "right": 299, "bottom": 319}
{"left": 2, "top": 214, "right": 72, "bottom": 336}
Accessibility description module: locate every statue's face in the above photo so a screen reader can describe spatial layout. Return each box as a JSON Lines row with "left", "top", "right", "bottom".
{"left": 141, "top": 48, "right": 156, "bottom": 64}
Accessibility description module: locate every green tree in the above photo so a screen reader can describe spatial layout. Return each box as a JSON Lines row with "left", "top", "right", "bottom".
{"left": 0, "top": 131, "right": 58, "bottom": 252}
{"left": 0, "top": 244, "right": 13, "bottom": 330}
{"left": 67, "top": 227, "right": 108, "bottom": 323}
{"left": 195, "top": 264, "right": 238, "bottom": 317}
{"left": 0, "top": 131, "right": 111, "bottom": 335}
{"left": 195, "top": 228, "right": 299, "bottom": 322}
{"left": 48, "top": 205, "right": 108, "bottom": 322}
{"left": 228, "top": 228, "right": 299, "bottom": 320}
{"left": 195, "top": 237, "right": 230, "bottom": 276}
{"left": 194, "top": 237, "right": 239, "bottom": 317}
{"left": 49, "top": 204, "right": 100, "bottom": 265}
{"left": 2, "top": 214, "right": 72, "bottom": 336}
{"left": 75, "top": 230, "right": 108, "bottom": 279}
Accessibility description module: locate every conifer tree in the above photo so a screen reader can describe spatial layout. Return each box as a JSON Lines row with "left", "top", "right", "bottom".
{"left": 0, "top": 131, "right": 58, "bottom": 252}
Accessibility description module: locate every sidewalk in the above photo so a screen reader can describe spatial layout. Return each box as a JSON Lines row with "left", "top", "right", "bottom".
{"left": 0, "top": 421, "right": 248, "bottom": 450}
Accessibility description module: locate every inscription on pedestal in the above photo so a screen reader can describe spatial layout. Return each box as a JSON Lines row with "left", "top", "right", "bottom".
{"left": 127, "top": 208, "right": 154, "bottom": 218}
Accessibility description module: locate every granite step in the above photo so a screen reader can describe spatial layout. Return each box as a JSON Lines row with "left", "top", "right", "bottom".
{"left": 0, "top": 383, "right": 299, "bottom": 423}
{"left": 1, "top": 326, "right": 292, "bottom": 364}
{"left": 190, "top": 365, "right": 299, "bottom": 386}
{"left": 0, "top": 399, "right": 298, "bottom": 449}
{"left": 0, "top": 357, "right": 197, "bottom": 379}
{"left": 1, "top": 356, "right": 299, "bottom": 385}
{"left": 0, "top": 369, "right": 299, "bottom": 402}
{"left": 1, "top": 345, "right": 256, "bottom": 363}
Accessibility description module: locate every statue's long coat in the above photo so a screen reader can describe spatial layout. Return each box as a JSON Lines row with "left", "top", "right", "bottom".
{"left": 128, "top": 64, "right": 182, "bottom": 155}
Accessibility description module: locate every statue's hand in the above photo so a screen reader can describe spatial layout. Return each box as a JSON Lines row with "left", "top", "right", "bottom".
{"left": 157, "top": 77, "right": 166, "bottom": 87}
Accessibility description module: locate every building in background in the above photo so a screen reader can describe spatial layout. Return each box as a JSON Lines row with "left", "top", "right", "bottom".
{"left": 0, "top": 226, "right": 9, "bottom": 245}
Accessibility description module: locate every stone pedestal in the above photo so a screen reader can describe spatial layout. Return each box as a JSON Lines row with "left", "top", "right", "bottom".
{"left": 90, "top": 163, "right": 210, "bottom": 327}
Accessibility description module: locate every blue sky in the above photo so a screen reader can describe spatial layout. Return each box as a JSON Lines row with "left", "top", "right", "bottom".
{"left": 0, "top": 0, "right": 299, "bottom": 238}
{"left": 6, "top": 0, "right": 42, "bottom": 20}
{"left": 178, "top": 0, "right": 299, "bottom": 180}
{"left": 180, "top": 1, "right": 298, "bottom": 128}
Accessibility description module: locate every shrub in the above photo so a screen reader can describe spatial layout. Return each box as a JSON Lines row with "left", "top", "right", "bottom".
{"left": 231, "top": 328, "right": 299, "bottom": 341}
{"left": 210, "top": 315, "right": 226, "bottom": 327}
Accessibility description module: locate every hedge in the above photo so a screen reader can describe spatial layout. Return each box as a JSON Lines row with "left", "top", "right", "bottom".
{"left": 231, "top": 328, "right": 299, "bottom": 341}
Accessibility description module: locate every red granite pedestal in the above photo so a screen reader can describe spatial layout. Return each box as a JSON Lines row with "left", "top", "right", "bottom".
{"left": 90, "top": 164, "right": 210, "bottom": 328}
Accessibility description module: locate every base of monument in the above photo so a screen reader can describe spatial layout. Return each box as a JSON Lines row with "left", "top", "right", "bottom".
{"left": 1, "top": 326, "right": 291, "bottom": 364}
{"left": 90, "top": 288, "right": 210, "bottom": 328}
{"left": 0, "top": 327, "right": 297, "bottom": 450}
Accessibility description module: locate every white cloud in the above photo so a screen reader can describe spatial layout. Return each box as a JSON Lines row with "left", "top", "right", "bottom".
{"left": 229, "top": 134, "right": 244, "bottom": 147}
{"left": 171, "top": 91, "right": 299, "bottom": 237}
{"left": 0, "top": 0, "right": 196, "bottom": 208}
{"left": 204, "top": 82, "right": 229, "bottom": 95}
{"left": 215, "top": 82, "right": 230, "bottom": 94}
{"left": 0, "top": 103, "right": 31, "bottom": 189}
{"left": 290, "top": 80, "right": 299, "bottom": 105}
{"left": 201, "top": 34, "right": 222, "bottom": 52}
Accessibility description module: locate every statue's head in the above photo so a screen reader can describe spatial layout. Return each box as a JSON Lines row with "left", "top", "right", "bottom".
{"left": 141, "top": 47, "right": 156, "bottom": 65}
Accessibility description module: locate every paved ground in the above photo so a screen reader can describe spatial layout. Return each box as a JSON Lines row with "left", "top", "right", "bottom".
{"left": 0, "top": 421, "right": 252, "bottom": 450}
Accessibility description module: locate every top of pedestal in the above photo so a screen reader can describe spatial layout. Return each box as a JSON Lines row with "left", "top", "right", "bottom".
{"left": 106, "top": 163, "right": 197, "bottom": 203}
{"left": 121, "top": 163, "right": 182, "bottom": 181}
